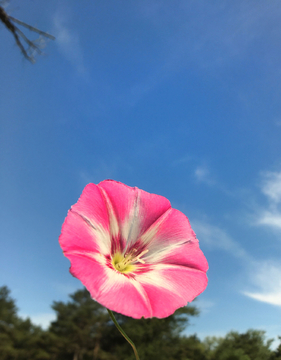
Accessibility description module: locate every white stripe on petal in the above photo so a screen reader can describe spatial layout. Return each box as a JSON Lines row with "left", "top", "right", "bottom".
{"left": 97, "top": 263, "right": 153, "bottom": 316}
{"left": 123, "top": 189, "right": 141, "bottom": 250}
{"left": 139, "top": 208, "right": 191, "bottom": 263}
{"left": 71, "top": 210, "right": 112, "bottom": 255}
{"left": 130, "top": 278, "right": 152, "bottom": 316}
{"left": 63, "top": 250, "right": 107, "bottom": 263}
{"left": 99, "top": 187, "right": 119, "bottom": 238}
{"left": 136, "top": 263, "right": 201, "bottom": 300}
{"left": 139, "top": 208, "right": 171, "bottom": 245}
{"left": 139, "top": 226, "right": 158, "bottom": 247}
{"left": 145, "top": 239, "right": 190, "bottom": 263}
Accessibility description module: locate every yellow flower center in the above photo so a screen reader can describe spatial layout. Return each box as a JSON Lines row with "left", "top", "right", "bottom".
{"left": 112, "top": 249, "right": 149, "bottom": 273}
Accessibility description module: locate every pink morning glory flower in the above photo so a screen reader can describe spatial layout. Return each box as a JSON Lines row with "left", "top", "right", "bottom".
{"left": 59, "top": 180, "right": 208, "bottom": 319}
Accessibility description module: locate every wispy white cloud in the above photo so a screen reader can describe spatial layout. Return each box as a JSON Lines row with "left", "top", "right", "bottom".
{"left": 192, "top": 220, "right": 249, "bottom": 261}
{"left": 194, "top": 166, "right": 215, "bottom": 186}
{"left": 53, "top": 11, "right": 86, "bottom": 74}
{"left": 194, "top": 166, "right": 209, "bottom": 182}
{"left": 256, "top": 170, "right": 281, "bottom": 230}
{"left": 192, "top": 219, "right": 281, "bottom": 308}
{"left": 231, "top": 169, "right": 281, "bottom": 307}
{"left": 243, "top": 261, "right": 281, "bottom": 307}
{"left": 195, "top": 298, "right": 215, "bottom": 314}
{"left": 261, "top": 171, "right": 281, "bottom": 203}
{"left": 258, "top": 211, "right": 281, "bottom": 229}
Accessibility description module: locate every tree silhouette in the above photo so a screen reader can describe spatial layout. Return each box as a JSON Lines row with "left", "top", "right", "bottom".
{"left": 1, "top": 285, "right": 280, "bottom": 360}
{"left": 0, "top": 286, "right": 51, "bottom": 360}
{"left": 49, "top": 288, "right": 200, "bottom": 360}
{"left": 211, "top": 330, "right": 273, "bottom": 360}
{"left": 0, "top": 3, "right": 54, "bottom": 63}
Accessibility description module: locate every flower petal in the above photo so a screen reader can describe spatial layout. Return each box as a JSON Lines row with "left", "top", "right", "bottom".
{"left": 59, "top": 180, "right": 209, "bottom": 319}
{"left": 59, "top": 184, "right": 112, "bottom": 255}
{"left": 65, "top": 252, "right": 153, "bottom": 318}
{"left": 159, "top": 240, "right": 208, "bottom": 272}
{"left": 98, "top": 180, "right": 171, "bottom": 249}
{"left": 59, "top": 210, "right": 109, "bottom": 254}
{"left": 72, "top": 184, "right": 110, "bottom": 231}
{"left": 136, "top": 263, "right": 208, "bottom": 318}
{"left": 141, "top": 208, "right": 208, "bottom": 272}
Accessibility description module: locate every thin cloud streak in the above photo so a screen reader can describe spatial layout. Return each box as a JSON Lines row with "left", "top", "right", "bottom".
{"left": 261, "top": 171, "right": 281, "bottom": 203}
{"left": 193, "top": 219, "right": 281, "bottom": 308}
{"left": 256, "top": 170, "right": 281, "bottom": 230}
{"left": 53, "top": 11, "right": 87, "bottom": 75}
{"left": 194, "top": 166, "right": 215, "bottom": 186}
{"left": 195, "top": 298, "right": 215, "bottom": 314}
{"left": 192, "top": 220, "right": 250, "bottom": 262}
{"left": 258, "top": 212, "right": 281, "bottom": 229}
{"left": 243, "top": 261, "right": 281, "bottom": 307}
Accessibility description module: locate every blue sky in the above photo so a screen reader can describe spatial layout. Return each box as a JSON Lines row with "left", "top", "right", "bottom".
{"left": 1, "top": 0, "right": 281, "bottom": 347}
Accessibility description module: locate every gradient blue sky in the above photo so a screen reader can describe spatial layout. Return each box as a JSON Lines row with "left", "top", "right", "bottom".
{"left": 1, "top": 0, "right": 281, "bottom": 347}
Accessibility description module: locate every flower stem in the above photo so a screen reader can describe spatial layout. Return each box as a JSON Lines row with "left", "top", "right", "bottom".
{"left": 107, "top": 309, "right": 140, "bottom": 360}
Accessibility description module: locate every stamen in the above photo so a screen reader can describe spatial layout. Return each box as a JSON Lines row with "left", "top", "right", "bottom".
{"left": 132, "top": 249, "right": 149, "bottom": 264}
{"left": 113, "top": 248, "right": 149, "bottom": 273}
{"left": 122, "top": 248, "right": 137, "bottom": 265}
{"left": 136, "top": 258, "right": 145, "bottom": 264}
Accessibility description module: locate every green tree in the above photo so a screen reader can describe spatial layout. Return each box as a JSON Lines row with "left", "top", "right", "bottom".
{"left": 0, "top": 286, "right": 18, "bottom": 359}
{"left": 0, "top": 286, "right": 51, "bottom": 360}
{"left": 102, "top": 299, "right": 200, "bottom": 360}
{"left": 211, "top": 330, "right": 273, "bottom": 360}
{"left": 270, "top": 337, "right": 281, "bottom": 360}
{"left": 49, "top": 287, "right": 201, "bottom": 360}
{"left": 49, "top": 288, "right": 111, "bottom": 360}
{"left": 173, "top": 335, "right": 208, "bottom": 360}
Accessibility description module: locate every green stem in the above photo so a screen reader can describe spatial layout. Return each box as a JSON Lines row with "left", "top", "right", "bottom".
{"left": 107, "top": 309, "right": 140, "bottom": 360}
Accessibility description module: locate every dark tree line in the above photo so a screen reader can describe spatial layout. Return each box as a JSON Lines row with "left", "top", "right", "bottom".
{"left": 0, "top": 285, "right": 280, "bottom": 360}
